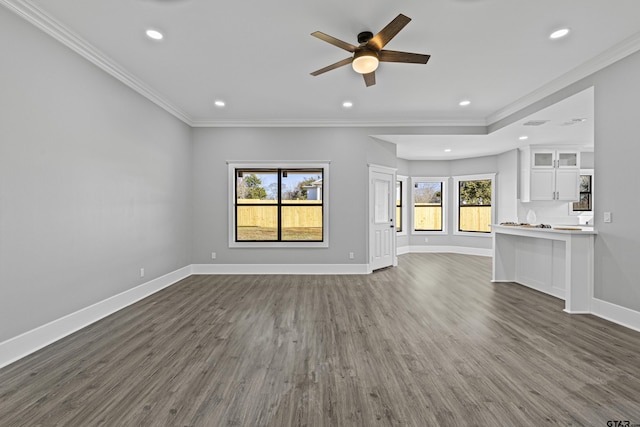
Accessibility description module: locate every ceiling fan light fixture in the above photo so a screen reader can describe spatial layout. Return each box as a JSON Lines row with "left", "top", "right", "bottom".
{"left": 352, "top": 50, "right": 379, "bottom": 74}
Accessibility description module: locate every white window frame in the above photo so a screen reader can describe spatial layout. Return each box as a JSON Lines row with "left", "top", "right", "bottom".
{"left": 411, "top": 176, "right": 448, "bottom": 235}
{"left": 228, "top": 161, "right": 330, "bottom": 248}
{"left": 569, "top": 169, "right": 594, "bottom": 215}
{"left": 453, "top": 173, "right": 495, "bottom": 237}
{"left": 396, "top": 175, "right": 408, "bottom": 236}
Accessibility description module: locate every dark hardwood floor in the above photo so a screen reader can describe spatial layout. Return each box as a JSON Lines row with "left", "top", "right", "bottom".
{"left": 1, "top": 253, "right": 639, "bottom": 426}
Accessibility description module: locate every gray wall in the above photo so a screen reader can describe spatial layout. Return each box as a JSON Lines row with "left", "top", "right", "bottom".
{"left": 191, "top": 127, "right": 395, "bottom": 265}
{"left": 590, "top": 52, "right": 640, "bottom": 310}
{"left": 581, "top": 151, "right": 595, "bottom": 169}
{"left": 491, "top": 51, "right": 640, "bottom": 312}
{"left": 405, "top": 155, "right": 501, "bottom": 250}
{"left": 0, "top": 8, "right": 193, "bottom": 342}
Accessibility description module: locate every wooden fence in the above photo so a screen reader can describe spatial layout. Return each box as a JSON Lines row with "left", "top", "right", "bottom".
{"left": 459, "top": 206, "right": 492, "bottom": 232}
{"left": 414, "top": 204, "right": 442, "bottom": 230}
{"left": 237, "top": 200, "right": 322, "bottom": 228}
{"left": 414, "top": 204, "right": 491, "bottom": 232}
{"left": 237, "top": 200, "right": 490, "bottom": 232}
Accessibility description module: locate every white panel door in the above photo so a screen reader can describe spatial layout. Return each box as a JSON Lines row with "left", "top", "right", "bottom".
{"left": 369, "top": 168, "right": 396, "bottom": 271}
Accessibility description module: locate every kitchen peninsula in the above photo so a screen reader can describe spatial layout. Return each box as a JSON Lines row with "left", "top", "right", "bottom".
{"left": 492, "top": 224, "right": 597, "bottom": 313}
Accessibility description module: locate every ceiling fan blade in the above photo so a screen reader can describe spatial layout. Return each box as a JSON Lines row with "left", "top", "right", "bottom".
{"left": 363, "top": 71, "right": 376, "bottom": 87}
{"left": 311, "top": 31, "right": 357, "bottom": 52}
{"left": 378, "top": 50, "right": 431, "bottom": 64}
{"left": 310, "top": 57, "right": 353, "bottom": 76}
{"left": 367, "top": 14, "right": 411, "bottom": 51}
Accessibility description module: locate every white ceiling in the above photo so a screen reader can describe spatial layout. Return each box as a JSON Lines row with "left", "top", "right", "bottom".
{"left": 4, "top": 0, "right": 639, "bottom": 159}
{"left": 377, "top": 86, "right": 595, "bottom": 160}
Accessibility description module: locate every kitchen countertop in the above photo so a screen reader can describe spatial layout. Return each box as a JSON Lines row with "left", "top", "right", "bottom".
{"left": 491, "top": 224, "right": 597, "bottom": 235}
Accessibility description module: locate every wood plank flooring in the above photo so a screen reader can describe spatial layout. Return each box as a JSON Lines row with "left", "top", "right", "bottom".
{"left": 1, "top": 253, "right": 639, "bottom": 426}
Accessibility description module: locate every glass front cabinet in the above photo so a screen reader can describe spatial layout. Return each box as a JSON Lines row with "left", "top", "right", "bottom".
{"left": 520, "top": 147, "right": 580, "bottom": 202}
{"left": 532, "top": 149, "right": 579, "bottom": 169}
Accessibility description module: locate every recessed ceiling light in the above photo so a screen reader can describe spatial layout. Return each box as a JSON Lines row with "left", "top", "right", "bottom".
{"left": 459, "top": 100, "right": 471, "bottom": 106}
{"left": 550, "top": 28, "right": 570, "bottom": 39}
{"left": 444, "top": 148, "right": 452, "bottom": 153}
{"left": 342, "top": 101, "right": 353, "bottom": 108}
{"left": 145, "top": 29, "right": 164, "bottom": 40}
{"left": 214, "top": 100, "right": 225, "bottom": 107}
{"left": 519, "top": 136, "right": 529, "bottom": 140}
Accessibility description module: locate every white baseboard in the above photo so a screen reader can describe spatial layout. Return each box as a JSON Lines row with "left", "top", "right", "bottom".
{"left": 397, "top": 245, "right": 410, "bottom": 255}
{"left": 192, "top": 263, "right": 369, "bottom": 275}
{"left": 0, "top": 266, "right": 192, "bottom": 370}
{"left": 408, "top": 245, "right": 492, "bottom": 257}
{"left": 591, "top": 298, "right": 640, "bottom": 333}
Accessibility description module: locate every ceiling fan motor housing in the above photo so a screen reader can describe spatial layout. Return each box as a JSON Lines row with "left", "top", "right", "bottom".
{"left": 357, "top": 31, "right": 374, "bottom": 44}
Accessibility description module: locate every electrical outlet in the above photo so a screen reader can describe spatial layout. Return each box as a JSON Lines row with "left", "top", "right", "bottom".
{"left": 349, "top": 252, "right": 354, "bottom": 260}
{"left": 604, "top": 212, "right": 612, "bottom": 223}
{"left": 212, "top": 252, "right": 217, "bottom": 260}
{"left": 140, "top": 267, "right": 145, "bottom": 278}
{"left": 424, "top": 237, "right": 429, "bottom": 243}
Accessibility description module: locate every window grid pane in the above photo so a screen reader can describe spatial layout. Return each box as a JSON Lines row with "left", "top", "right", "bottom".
{"left": 414, "top": 181, "right": 442, "bottom": 231}
{"left": 458, "top": 179, "right": 492, "bottom": 233}
{"left": 281, "top": 206, "right": 323, "bottom": 241}
{"left": 235, "top": 168, "right": 323, "bottom": 242}
{"left": 573, "top": 175, "right": 592, "bottom": 211}
{"left": 396, "top": 181, "right": 402, "bottom": 232}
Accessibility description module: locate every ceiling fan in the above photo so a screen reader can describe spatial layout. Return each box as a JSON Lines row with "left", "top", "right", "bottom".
{"left": 310, "top": 13, "right": 431, "bottom": 87}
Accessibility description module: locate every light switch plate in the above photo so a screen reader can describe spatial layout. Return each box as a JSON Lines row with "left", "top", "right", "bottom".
{"left": 604, "top": 212, "right": 612, "bottom": 223}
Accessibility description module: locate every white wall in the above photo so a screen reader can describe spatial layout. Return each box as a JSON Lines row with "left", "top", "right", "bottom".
{"left": 0, "top": 8, "right": 192, "bottom": 342}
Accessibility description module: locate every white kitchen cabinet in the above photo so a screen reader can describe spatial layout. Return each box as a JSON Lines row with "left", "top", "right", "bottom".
{"left": 532, "top": 149, "right": 579, "bottom": 169}
{"left": 520, "top": 147, "right": 580, "bottom": 202}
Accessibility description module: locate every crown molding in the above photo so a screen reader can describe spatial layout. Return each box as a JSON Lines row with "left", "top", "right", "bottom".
{"left": 189, "top": 118, "right": 488, "bottom": 128}
{"left": 1, "top": 0, "right": 193, "bottom": 125}
{"left": 488, "top": 30, "right": 640, "bottom": 125}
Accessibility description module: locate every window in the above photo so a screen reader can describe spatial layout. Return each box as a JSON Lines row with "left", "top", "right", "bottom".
{"left": 228, "top": 162, "right": 329, "bottom": 248}
{"left": 454, "top": 174, "right": 495, "bottom": 234}
{"left": 396, "top": 180, "right": 403, "bottom": 233}
{"left": 396, "top": 175, "right": 408, "bottom": 236}
{"left": 572, "top": 174, "right": 592, "bottom": 211}
{"left": 412, "top": 177, "right": 447, "bottom": 233}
